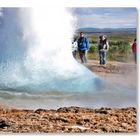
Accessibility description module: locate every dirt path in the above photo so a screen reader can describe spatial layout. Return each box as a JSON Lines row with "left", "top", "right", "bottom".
{"left": 85, "top": 60, "right": 137, "bottom": 89}
{"left": 86, "top": 60, "right": 136, "bottom": 74}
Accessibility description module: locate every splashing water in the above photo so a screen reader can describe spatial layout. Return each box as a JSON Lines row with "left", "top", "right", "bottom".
{"left": 0, "top": 8, "right": 100, "bottom": 94}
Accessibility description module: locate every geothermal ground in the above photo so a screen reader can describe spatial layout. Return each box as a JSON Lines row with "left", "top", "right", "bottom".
{"left": 87, "top": 60, "right": 137, "bottom": 86}
{"left": 0, "top": 106, "right": 136, "bottom": 133}
{"left": 0, "top": 60, "right": 137, "bottom": 133}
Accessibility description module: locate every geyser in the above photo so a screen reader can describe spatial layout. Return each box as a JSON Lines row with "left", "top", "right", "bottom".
{"left": 0, "top": 8, "right": 100, "bottom": 93}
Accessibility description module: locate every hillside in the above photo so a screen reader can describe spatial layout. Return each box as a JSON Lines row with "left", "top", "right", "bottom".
{"left": 77, "top": 28, "right": 136, "bottom": 33}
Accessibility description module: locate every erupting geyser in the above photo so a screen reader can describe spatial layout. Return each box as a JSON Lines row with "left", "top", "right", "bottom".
{"left": 0, "top": 8, "right": 100, "bottom": 94}
{"left": 0, "top": 8, "right": 136, "bottom": 109}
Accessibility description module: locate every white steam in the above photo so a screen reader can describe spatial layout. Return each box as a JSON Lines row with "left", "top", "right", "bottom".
{"left": 26, "top": 8, "right": 77, "bottom": 75}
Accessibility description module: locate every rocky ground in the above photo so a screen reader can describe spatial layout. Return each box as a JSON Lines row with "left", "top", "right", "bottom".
{"left": 86, "top": 60, "right": 137, "bottom": 89}
{"left": 86, "top": 60, "right": 136, "bottom": 74}
{"left": 0, "top": 106, "right": 137, "bottom": 133}
{"left": 0, "top": 60, "right": 137, "bottom": 133}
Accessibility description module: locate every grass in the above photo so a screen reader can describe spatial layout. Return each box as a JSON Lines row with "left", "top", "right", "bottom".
{"left": 87, "top": 32, "right": 136, "bottom": 62}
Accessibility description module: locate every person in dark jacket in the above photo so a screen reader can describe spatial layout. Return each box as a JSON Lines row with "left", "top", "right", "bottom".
{"left": 97, "top": 35, "right": 109, "bottom": 65}
{"left": 132, "top": 38, "right": 137, "bottom": 63}
{"left": 77, "top": 32, "right": 89, "bottom": 63}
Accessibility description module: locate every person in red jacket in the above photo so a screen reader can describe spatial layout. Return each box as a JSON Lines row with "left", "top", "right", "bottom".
{"left": 132, "top": 38, "right": 137, "bottom": 63}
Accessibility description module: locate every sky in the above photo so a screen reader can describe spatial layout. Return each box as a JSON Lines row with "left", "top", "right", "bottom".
{"left": 0, "top": 8, "right": 137, "bottom": 29}
{"left": 72, "top": 8, "right": 137, "bottom": 28}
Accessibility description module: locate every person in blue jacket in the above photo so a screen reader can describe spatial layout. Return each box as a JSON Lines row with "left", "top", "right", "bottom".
{"left": 77, "top": 32, "right": 89, "bottom": 63}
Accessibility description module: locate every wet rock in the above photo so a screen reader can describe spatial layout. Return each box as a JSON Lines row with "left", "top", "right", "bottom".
{"left": 56, "top": 117, "right": 69, "bottom": 123}
{"left": 76, "top": 121, "right": 83, "bottom": 125}
{"left": 95, "top": 110, "right": 108, "bottom": 114}
{"left": 34, "top": 109, "right": 47, "bottom": 114}
{"left": 84, "top": 119, "right": 90, "bottom": 123}
{"left": 0, "top": 119, "right": 10, "bottom": 128}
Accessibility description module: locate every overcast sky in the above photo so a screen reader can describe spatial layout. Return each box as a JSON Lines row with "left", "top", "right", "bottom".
{"left": 0, "top": 8, "right": 137, "bottom": 29}
{"left": 72, "top": 8, "right": 137, "bottom": 28}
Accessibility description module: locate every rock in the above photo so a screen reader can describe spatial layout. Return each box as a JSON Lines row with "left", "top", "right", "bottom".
{"left": 121, "top": 123, "right": 130, "bottom": 129}
{"left": 0, "top": 119, "right": 10, "bottom": 128}
{"left": 34, "top": 109, "right": 47, "bottom": 114}
{"left": 0, "top": 106, "right": 137, "bottom": 133}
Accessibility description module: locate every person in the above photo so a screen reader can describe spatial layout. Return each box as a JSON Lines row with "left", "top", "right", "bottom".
{"left": 97, "top": 35, "right": 109, "bottom": 65}
{"left": 77, "top": 32, "right": 89, "bottom": 63}
{"left": 132, "top": 38, "right": 137, "bottom": 63}
{"left": 72, "top": 38, "right": 78, "bottom": 59}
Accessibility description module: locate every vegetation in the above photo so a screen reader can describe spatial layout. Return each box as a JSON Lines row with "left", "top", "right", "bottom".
{"left": 87, "top": 33, "right": 136, "bottom": 62}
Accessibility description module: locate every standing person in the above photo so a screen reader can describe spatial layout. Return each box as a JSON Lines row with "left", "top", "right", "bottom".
{"left": 72, "top": 38, "right": 78, "bottom": 59}
{"left": 132, "top": 38, "right": 137, "bottom": 63}
{"left": 97, "top": 35, "right": 109, "bottom": 65}
{"left": 77, "top": 32, "right": 89, "bottom": 63}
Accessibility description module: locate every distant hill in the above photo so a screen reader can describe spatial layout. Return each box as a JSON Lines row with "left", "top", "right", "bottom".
{"left": 77, "top": 28, "right": 136, "bottom": 33}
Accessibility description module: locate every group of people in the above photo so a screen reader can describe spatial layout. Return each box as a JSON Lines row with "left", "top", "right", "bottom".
{"left": 72, "top": 32, "right": 137, "bottom": 65}
{"left": 72, "top": 32, "right": 109, "bottom": 65}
